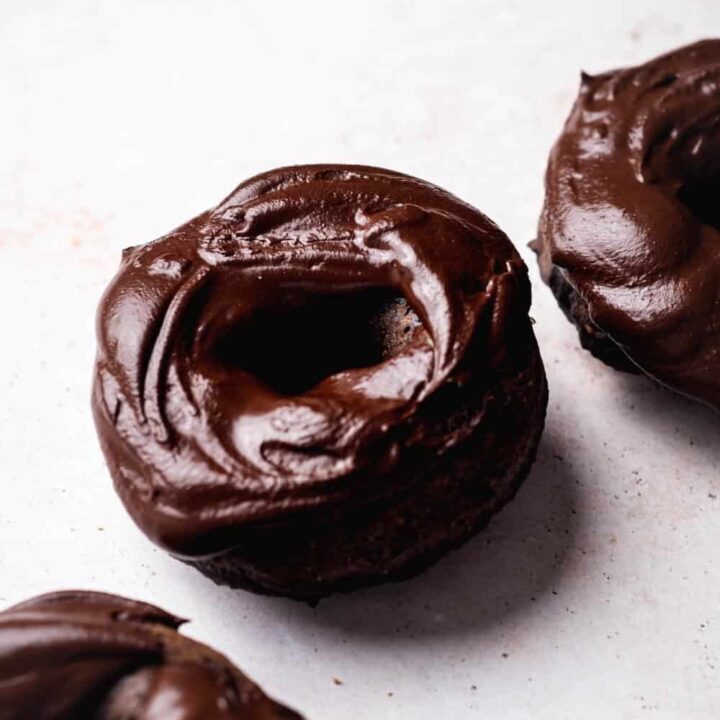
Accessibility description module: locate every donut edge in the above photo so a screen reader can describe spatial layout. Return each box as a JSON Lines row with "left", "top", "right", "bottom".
{"left": 530, "top": 239, "right": 640, "bottom": 375}
{"left": 182, "top": 329, "right": 549, "bottom": 603}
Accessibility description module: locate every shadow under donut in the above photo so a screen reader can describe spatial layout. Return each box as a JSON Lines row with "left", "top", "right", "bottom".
{"left": 255, "top": 432, "right": 582, "bottom": 640}
{"left": 610, "top": 370, "right": 720, "bottom": 466}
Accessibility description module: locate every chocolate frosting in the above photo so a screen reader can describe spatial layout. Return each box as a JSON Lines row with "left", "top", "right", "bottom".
{"left": 537, "top": 40, "right": 720, "bottom": 409}
{"left": 93, "top": 164, "right": 530, "bottom": 558}
{"left": 0, "top": 591, "right": 303, "bottom": 719}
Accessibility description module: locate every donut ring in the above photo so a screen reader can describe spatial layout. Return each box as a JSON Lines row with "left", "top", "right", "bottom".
{"left": 93, "top": 164, "right": 547, "bottom": 599}
{"left": 0, "top": 590, "right": 303, "bottom": 718}
{"left": 535, "top": 40, "right": 720, "bottom": 410}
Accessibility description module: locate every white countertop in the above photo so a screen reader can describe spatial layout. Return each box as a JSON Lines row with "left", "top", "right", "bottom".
{"left": 1, "top": 1, "right": 719, "bottom": 718}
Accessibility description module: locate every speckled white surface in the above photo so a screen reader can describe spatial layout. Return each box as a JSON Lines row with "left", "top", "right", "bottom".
{"left": 1, "top": 1, "right": 719, "bottom": 718}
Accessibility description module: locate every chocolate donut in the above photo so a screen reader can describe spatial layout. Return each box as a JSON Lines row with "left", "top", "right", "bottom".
{"left": 535, "top": 40, "right": 720, "bottom": 409}
{"left": 0, "top": 590, "right": 303, "bottom": 719}
{"left": 93, "top": 164, "right": 547, "bottom": 599}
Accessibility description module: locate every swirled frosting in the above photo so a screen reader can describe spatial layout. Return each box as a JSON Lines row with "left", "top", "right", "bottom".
{"left": 537, "top": 40, "right": 720, "bottom": 409}
{"left": 0, "top": 591, "right": 303, "bottom": 719}
{"left": 93, "top": 164, "right": 532, "bottom": 558}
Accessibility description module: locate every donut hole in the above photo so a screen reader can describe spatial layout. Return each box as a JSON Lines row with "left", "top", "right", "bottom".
{"left": 210, "top": 288, "right": 424, "bottom": 395}
{"left": 677, "top": 175, "right": 720, "bottom": 230}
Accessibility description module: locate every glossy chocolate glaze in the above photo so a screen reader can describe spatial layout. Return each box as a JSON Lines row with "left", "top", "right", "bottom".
{"left": 93, "top": 164, "right": 542, "bottom": 578}
{"left": 0, "top": 591, "right": 303, "bottom": 719}
{"left": 536, "top": 40, "right": 720, "bottom": 410}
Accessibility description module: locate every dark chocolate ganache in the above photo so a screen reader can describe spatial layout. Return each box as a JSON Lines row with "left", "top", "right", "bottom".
{"left": 536, "top": 39, "right": 720, "bottom": 409}
{"left": 0, "top": 591, "right": 303, "bottom": 719}
{"left": 93, "top": 164, "right": 538, "bottom": 563}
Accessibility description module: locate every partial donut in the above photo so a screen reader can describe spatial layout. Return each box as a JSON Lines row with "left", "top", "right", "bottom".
{"left": 0, "top": 590, "right": 303, "bottom": 719}
{"left": 93, "top": 164, "right": 548, "bottom": 600}
{"left": 535, "top": 40, "right": 720, "bottom": 409}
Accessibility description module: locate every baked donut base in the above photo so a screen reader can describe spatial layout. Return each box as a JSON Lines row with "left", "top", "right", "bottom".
{"left": 531, "top": 241, "right": 639, "bottom": 375}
